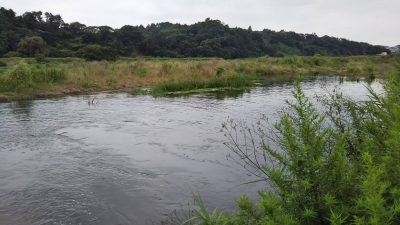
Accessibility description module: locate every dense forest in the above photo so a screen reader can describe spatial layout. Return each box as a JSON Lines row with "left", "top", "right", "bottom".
{"left": 0, "top": 7, "right": 389, "bottom": 60}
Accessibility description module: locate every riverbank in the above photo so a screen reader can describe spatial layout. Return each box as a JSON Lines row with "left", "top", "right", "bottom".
{"left": 0, "top": 55, "right": 398, "bottom": 102}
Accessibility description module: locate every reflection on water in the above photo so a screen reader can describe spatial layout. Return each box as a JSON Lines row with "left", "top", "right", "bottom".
{"left": 9, "top": 101, "right": 34, "bottom": 120}
{"left": 161, "top": 88, "right": 251, "bottom": 100}
{"left": 0, "top": 77, "right": 382, "bottom": 225}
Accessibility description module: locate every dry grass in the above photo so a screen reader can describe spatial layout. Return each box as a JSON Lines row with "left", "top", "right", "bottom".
{"left": 0, "top": 55, "right": 398, "bottom": 101}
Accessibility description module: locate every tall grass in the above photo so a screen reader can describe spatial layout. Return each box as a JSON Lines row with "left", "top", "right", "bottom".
{"left": 0, "top": 62, "right": 65, "bottom": 91}
{"left": 0, "top": 55, "right": 398, "bottom": 100}
{"left": 150, "top": 73, "right": 255, "bottom": 96}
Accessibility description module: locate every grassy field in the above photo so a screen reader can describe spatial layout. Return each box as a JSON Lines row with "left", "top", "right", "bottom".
{"left": 0, "top": 55, "right": 399, "bottom": 101}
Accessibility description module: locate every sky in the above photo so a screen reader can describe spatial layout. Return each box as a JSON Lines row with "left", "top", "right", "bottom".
{"left": 1, "top": 0, "right": 399, "bottom": 46}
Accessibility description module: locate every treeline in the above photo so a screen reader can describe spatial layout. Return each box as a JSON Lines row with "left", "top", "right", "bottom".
{"left": 0, "top": 7, "right": 389, "bottom": 60}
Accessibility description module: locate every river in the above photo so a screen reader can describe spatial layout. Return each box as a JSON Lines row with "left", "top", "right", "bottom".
{"left": 0, "top": 76, "right": 381, "bottom": 225}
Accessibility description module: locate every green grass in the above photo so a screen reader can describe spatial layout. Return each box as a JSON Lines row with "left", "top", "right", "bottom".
{"left": 0, "top": 55, "right": 399, "bottom": 101}
{"left": 0, "top": 62, "right": 66, "bottom": 92}
{"left": 150, "top": 73, "right": 255, "bottom": 96}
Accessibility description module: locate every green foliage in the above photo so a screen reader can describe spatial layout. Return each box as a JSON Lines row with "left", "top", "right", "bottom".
{"left": 0, "top": 62, "right": 33, "bottom": 89}
{"left": 184, "top": 194, "right": 230, "bottom": 225}
{"left": 278, "top": 56, "right": 303, "bottom": 66}
{"left": 192, "top": 72, "right": 400, "bottom": 225}
{"left": 2, "top": 51, "right": 20, "bottom": 57}
{"left": 216, "top": 67, "right": 225, "bottom": 77}
{"left": 0, "top": 6, "right": 388, "bottom": 58}
{"left": 0, "top": 60, "right": 6, "bottom": 67}
{"left": 150, "top": 73, "right": 254, "bottom": 96}
{"left": 0, "top": 62, "right": 66, "bottom": 90}
{"left": 77, "top": 44, "right": 117, "bottom": 61}
{"left": 17, "top": 36, "right": 47, "bottom": 57}
{"left": 35, "top": 53, "right": 47, "bottom": 63}
{"left": 35, "top": 64, "right": 66, "bottom": 83}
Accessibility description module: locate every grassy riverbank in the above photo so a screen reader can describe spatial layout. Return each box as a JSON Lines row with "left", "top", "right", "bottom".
{"left": 0, "top": 55, "right": 399, "bottom": 101}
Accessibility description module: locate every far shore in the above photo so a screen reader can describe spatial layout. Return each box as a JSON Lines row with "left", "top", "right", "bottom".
{"left": 0, "top": 55, "right": 397, "bottom": 102}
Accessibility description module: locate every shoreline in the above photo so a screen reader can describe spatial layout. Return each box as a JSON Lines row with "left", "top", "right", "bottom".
{"left": 0, "top": 86, "right": 141, "bottom": 103}
{"left": 0, "top": 74, "right": 373, "bottom": 103}
{"left": 0, "top": 56, "right": 397, "bottom": 102}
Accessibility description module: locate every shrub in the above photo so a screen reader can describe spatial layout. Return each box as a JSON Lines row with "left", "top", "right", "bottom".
{"left": 191, "top": 72, "right": 400, "bottom": 225}
{"left": 0, "top": 62, "right": 66, "bottom": 90}
{"left": 77, "top": 44, "right": 117, "bottom": 61}
{"left": 48, "top": 48, "right": 75, "bottom": 57}
{"left": 2, "top": 51, "right": 20, "bottom": 57}
{"left": 17, "top": 36, "right": 48, "bottom": 57}
{"left": 0, "top": 60, "right": 6, "bottom": 67}
{"left": 35, "top": 53, "right": 47, "bottom": 63}
{"left": 2, "top": 62, "right": 33, "bottom": 89}
{"left": 216, "top": 67, "right": 225, "bottom": 77}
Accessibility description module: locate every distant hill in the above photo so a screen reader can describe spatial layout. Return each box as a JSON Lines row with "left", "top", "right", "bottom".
{"left": 388, "top": 45, "right": 400, "bottom": 54}
{"left": 0, "top": 7, "right": 389, "bottom": 59}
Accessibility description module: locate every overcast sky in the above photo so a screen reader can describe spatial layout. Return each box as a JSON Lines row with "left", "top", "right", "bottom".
{"left": 1, "top": 0, "right": 399, "bottom": 46}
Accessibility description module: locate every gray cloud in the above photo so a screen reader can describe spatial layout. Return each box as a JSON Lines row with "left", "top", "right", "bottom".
{"left": 2, "top": 0, "right": 399, "bottom": 46}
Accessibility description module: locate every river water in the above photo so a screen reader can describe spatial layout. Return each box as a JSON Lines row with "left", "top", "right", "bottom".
{"left": 0, "top": 76, "right": 381, "bottom": 225}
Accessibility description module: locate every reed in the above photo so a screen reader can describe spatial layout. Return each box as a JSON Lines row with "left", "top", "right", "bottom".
{"left": 0, "top": 55, "right": 398, "bottom": 101}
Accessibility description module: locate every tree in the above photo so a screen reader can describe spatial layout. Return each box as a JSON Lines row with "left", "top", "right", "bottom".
{"left": 77, "top": 44, "right": 117, "bottom": 61}
{"left": 44, "top": 12, "right": 64, "bottom": 30}
{"left": 0, "top": 6, "right": 390, "bottom": 59}
{"left": 65, "top": 22, "right": 87, "bottom": 36}
{"left": 22, "top": 11, "right": 43, "bottom": 29}
{"left": 17, "top": 36, "right": 47, "bottom": 57}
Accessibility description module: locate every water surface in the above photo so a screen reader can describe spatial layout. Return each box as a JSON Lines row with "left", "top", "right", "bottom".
{"left": 0, "top": 77, "right": 381, "bottom": 225}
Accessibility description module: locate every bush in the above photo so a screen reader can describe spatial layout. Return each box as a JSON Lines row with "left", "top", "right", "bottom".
{"left": 35, "top": 53, "right": 47, "bottom": 63}
{"left": 216, "top": 67, "right": 225, "bottom": 77}
{"left": 48, "top": 48, "right": 75, "bottom": 57}
{"left": 17, "top": 36, "right": 48, "bottom": 57}
{"left": 0, "top": 62, "right": 66, "bottom": 90}
{"left": 0, "top": 60, "right": 6, "bottom": 67}
{"left": 190, "top": 72, "right": 400, "bottom": 225}
{"left": 2, "top": 51, "right": 21, "bottom": 57}
{"left": 77, "top": 44, "right": 117, "bottom": 61}
{"left": 2, "top": 62, "right": 33, "bottom": 89}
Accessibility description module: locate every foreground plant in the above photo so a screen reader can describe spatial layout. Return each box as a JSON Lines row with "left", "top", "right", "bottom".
{"left": 188, "top": 72, "right": 400, "bottom": 225}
